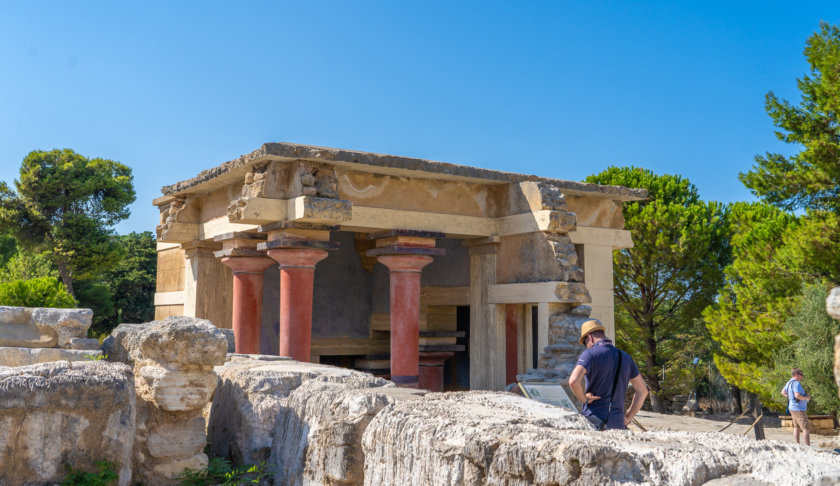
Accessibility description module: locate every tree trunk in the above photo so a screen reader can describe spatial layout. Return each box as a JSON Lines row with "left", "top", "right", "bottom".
{"left": 731, "top": 385, "right": 743, "bottom": 414}
{"left": 748, "top": 392, "right": 765, "bottom": 440}
{"left": 644, "top": 327, "right": 666, "bottom": 413}
{"left": 56, "top": 260, "right": 75, "bottom": 299}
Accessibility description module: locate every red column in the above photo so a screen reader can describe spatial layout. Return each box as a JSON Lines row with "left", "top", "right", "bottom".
{"left": 505, "top": 304, "right": 519, "bottom": 386}
{"left": 266, "top": 248, "right": 328, "bottom": 362}
{"left": 378, "top": 255, "right": 433, "bottom": 388}
{"left": 220, "top": 256, "right": 275, "bottom": 354}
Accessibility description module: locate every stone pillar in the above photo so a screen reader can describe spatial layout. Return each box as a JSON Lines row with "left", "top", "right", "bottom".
{"left": 258, "top": 222, "right": 338, "bottom": 362}
{"left": 214, "top": 232, "right": 274, "bottom": 354}
{"left": 182, "top": 241, "right": 232, "bottom": 328}
{"left": 368, "top": 230, "right": 445, "bottom": 388}
{"left": 463, "top": 237, "right": 505, "bottom": 390}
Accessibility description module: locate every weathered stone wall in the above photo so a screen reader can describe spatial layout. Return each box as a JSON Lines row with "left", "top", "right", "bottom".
{"left": 0, "top": 361, "right": 135, "bottom": 486}
{"left": 362, "top": 391, "right": 840, "bottom": 485}
{"left": 0, "top": 306, "right": 102, "bottom": 367}
{"left": 104, "top": 316, "right": 227, "bottom": 485}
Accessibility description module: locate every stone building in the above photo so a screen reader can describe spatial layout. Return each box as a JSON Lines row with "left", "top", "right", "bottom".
{"left": 153, "top": 143, "right": 645, "bottom": 391}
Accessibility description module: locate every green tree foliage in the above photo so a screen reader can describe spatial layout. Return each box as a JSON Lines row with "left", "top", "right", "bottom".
{"left": 83, "top": 232, "right": 156, "bottom": 336}
{"left": 703, "top": 202, "right": 799, "bottom": 409}
{"left": 777, "top": 283, "right": 840, "bottom": 414}
{"left": 586, "top": 167, "right": 729, "bottom": 412}
{"left": 0, "top": 249, "right": 58, "bottom": 283}
{"left": 0, "top": 149, "right": 135, "bottom": 298}
{"left": 0, "top": 277, "right": 76, "bottom": 308}
{"left": 0, "top": 233, "right": 16, "bottom": 268}
{"left": 740, "top": 22, "right": 840, "bottom": 213}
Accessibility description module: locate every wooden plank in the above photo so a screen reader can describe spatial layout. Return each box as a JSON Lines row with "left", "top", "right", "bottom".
{"left": 311, "top": 338, "right": 391, "bottom": 356}
{"left": 421, "top": 286, "right": 470, "bottom": 306}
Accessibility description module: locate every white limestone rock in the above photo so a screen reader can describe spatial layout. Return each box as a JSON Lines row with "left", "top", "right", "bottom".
{"left": 361, "top": 392, "right": 840, "bottom": 486}
{"left": 207, "top": 356, "right": 392, "bottom": 465}
{"left": 147, "top": 416, "right": 207, "bottom": 459}
{"left": 0, "top": 361, "right": 135, "bottom": 486}
{"left": 0, "top": 347, "right": 103, "bottom": 366}
{"left": 0, "top": 306, "right": 93, "bottom": 348}
{"left": 139, "top": 365, "right": 218, "bottom": 412}
{"left": 69, "top": 337, "right": 102, "bottom": 350}
{"left": 269, "top": 380, "right": 424, "bottom": 485}
{"left": 104, "top": 316, "right": 227, "bottom": 369}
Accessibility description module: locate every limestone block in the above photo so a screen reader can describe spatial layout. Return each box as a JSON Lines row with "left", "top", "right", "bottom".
{"left": 69, "top": 337, "right": 102, "bottom": 350}
{"left": 270, "top": 380, "right": 425, "bottom": 485}
{"left": 0, "top": 347, "right": 103, "bottom": 367}
{"left": 361, "top": 391, "right": 840, "bottom": 485}
{"left": 104, "top": 316, "right": 227, "bottom": 369}
{"left": 207, "top": 357, "right": 392, "bottom": 464}
{"left": 0, "top": 306, "right": 93, "bottom": 348}
{"left": 147, "top": 416, "right": 206, "bottom": 459}
{"left": 139, "top": 365, "right": 218, "bottom": 412}
{"left": 153, "top": 453, "right": 208, "bottom": 480}
{"left": 554, "top": 282, "right": 591, "bottom": 303}
{"left": 547, "top": 210, "right": 577, "bottom": 233}
{"left": 0, "top": 361, "right": 135, "bottom": 486}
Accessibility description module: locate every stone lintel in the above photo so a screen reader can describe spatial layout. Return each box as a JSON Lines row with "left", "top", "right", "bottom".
{"left": 365, "top": 246, "right": 446, "bottom": 258}
{"left": 213, "top": 248, "right": 269, "bottom": 259}
{"left": 259, "top": 221, "right": 338, "bottom": 233}
{"left": 258, "top": 239, "right": 339, "bottom": 251}
{"left": 213, "top": 231, "right": 265, "bottom": 242}
{"left": 368, "top": 229, "right": 446, "bottom": 240}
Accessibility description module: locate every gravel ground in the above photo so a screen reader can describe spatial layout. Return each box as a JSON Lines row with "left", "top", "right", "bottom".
{"left": 633, "top": 410, "right": 840, "bottom": 450}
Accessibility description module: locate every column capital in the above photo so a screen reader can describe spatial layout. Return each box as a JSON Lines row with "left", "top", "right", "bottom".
{"left": 463, "top": 236, "right": 500, "bottom": 256}
{"left": 219, "top": 255, "right": 275, "bottom": 274}
{"left": 366, "top": 229, "right": 445, "bottom": 259}
{"left": 266, "top": 248, "right": 330, "bottom": 268}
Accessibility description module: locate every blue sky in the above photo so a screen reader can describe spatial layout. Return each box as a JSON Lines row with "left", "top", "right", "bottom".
{"left": 1, "top": 1, "right": 837, "bottom": 234}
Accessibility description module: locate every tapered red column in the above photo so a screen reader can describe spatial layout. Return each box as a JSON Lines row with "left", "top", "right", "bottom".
{"left": 378, "top": 255, "right": 433, "bottom": 387}
{"left": 267, "top": 249, "right": 328, "bottom": 361}
{"left": 219, "top": 256, "right": 275, "bottom": 354}
{"left": 368, "top": 230, "right": 445, "bottom": 388}
{"left": 214, "top": 232, "right": 272, "bottom": 354}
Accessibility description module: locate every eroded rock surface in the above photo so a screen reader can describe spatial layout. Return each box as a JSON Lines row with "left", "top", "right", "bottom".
{"left": 361, "top": 392, "right": 840, "bottom": 486}
{"left": 0, "top": 346, "right": 103, "bottom": 367}
{"left": 0, "top": 306, "right": 93, "bottom": 348}
{"left": 0, "top": 361, "right": 135, "bottom": 486}
{"left": 208, "top": 357, "right": 392, "bottom": 467}
{"left": 270, "top": 380, "right": 424, "bottom": 485}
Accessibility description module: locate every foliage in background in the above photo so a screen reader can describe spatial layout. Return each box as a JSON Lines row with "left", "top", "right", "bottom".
{"left": 0, "top": 249, "right": 58, "bottom": 283}
{"left": 777, "top": 283, "right": 840, "bottom": 415}
{"left": 586, "top": 167, "right": 730, "bottom": 412}
{"left": 703, "top": 202, "right": 799, "bottom": 410}
{"left": 0, "top": 233, "right": 15, "bottom": 268}
{"left": 75, "top": 279, "right": 115, "bottom": 337}
{"left": 740, "top": 22, "right": 840, "bottom": 214}
{"left": 179, "top": 457, "right": 270, "bottom": 486}
{"left": 0, "top": 277, "right": 76, "bottom": 308}
{"left": 0, "top": 149, "right": 135, "bottom": 298}
{"left": 60, "top": 461, "right": 118, "bottom": 486}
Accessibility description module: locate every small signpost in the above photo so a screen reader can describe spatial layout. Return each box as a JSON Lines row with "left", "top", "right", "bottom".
{"left": 517, "top": 381, "right": 580, "bottom": 412}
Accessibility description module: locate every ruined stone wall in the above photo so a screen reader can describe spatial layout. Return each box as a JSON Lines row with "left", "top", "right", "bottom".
{"left": 0, "top": 306, "right": 101, "bottom": 367}
{"left": 104, "top": 316, "right": 227, "bottom": 485}
{"left": 0, "top": 361, "right": 136, "bottom": 486}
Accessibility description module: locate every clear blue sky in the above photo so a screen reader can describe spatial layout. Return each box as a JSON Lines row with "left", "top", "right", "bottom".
{"left": 1, "top": 1, "right": 837, "bottom": 234}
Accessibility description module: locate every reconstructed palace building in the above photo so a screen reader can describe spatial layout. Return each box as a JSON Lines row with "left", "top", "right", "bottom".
{"left": 153, "top": 143, "right": 645, "bottom": 391}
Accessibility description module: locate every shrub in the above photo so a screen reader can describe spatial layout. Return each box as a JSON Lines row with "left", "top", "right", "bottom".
{"left": 60, "top": 461, "right": 118, "bottom": 486}
{"left": 0, "top": 276, "right": 76, "bottom": 307}
{"left": 179, "top": 457, "right": 270, "bottom": 486}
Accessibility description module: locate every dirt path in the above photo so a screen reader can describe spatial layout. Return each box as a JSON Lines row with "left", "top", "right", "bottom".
{"left": 633, "top": 410, "right": 840, "bottom": 450}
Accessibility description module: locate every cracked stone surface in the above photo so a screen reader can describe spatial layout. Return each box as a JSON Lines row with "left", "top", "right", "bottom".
{"left": 0, "top": 361, "right": 135, "bottom": 486}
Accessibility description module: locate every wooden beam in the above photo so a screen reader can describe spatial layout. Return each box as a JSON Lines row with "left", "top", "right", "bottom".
{"left": 488, "top": 281, "right": 592, "bottom": 304}
{"left": 154, "top": 291, "right": 185, "bottom": 306}
{"left": 310, "top": 337, "right": 390, "bottom": 356}
{"left": 568, "top": 226, "right": 633, "bottom": 249}
{"left": 420, "top": 286, "right": 470, "bottom": 306}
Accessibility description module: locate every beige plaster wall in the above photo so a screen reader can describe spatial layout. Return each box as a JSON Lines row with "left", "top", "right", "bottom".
{"left": 566, "top": 196, "right": 625, "bottom": 229}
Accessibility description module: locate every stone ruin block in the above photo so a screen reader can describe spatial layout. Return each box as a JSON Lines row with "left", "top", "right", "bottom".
{"left": 0, "top": 306, "right": 93, "bottom": 348}
{"left": 207, "top": 356, "right": 394, "bottom": 472}
{"left": 103, "top": 316, "right": 228, "bottom": 485}
{"left": 0, "top": 361, "right": 135, "bottom": 486}
{"left": 361, "top": 391, "right": 840, "bottom": 485}
{"left": 270, "top": 380, "right": 424, "bottom": 485}
{"left": 0, "top": 347, "right": 103, "bottom": 367}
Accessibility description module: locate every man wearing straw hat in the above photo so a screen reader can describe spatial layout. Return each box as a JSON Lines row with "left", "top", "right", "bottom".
{"left": 569, "top": 319, "right": 648, "bottom": 430}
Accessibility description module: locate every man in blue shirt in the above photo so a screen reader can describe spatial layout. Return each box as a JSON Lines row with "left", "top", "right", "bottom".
{"left": 569, "top": 320, "right": 648, "bottom": 430}
{"left": 781, "top": 368, "right": 811, "bottom": 445}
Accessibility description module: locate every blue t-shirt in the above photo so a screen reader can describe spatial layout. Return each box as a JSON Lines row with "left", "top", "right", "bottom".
{"left": 783, "top": 379, "right": 807, "bottom": 412}
{"left": 576, "top": 339, "right": 640, "bottom": 430}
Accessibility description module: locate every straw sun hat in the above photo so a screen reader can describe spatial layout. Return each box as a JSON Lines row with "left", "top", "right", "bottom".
{"left": 579, "top": 319, "right": 606, "bottom": 345}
